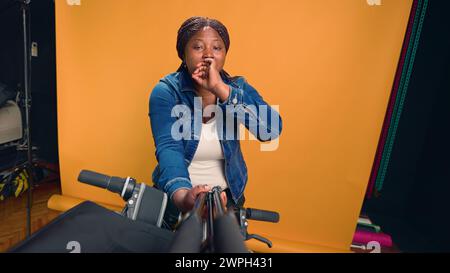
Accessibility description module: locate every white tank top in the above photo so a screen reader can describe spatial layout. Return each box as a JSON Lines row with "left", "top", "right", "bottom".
{"left": 188, "top": 117, "right": 229, "bottom": 190}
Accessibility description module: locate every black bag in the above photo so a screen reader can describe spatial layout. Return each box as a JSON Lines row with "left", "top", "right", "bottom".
{"left": 9, "top": 201, "right": 175, "bottom": 253}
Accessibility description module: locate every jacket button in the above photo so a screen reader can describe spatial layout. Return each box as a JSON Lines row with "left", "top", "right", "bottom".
{"left": 232, "top": 98, "right": 238, "bottom": 105}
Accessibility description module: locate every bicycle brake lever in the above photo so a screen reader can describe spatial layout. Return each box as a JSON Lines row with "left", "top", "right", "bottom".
{"left": 246, "top": 233, "right": 273, "bottom": 248}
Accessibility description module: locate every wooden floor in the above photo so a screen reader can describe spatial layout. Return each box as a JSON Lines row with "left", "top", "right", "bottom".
{"left": 0, "top": 181, "right": 61, "bottom": 252}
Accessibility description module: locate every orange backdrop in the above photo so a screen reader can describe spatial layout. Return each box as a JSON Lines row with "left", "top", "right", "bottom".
{"left": 51, "top": 0, "right": 413, "bottom": 252}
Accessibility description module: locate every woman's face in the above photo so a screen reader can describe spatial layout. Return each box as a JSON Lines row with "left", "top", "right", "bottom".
{"left": 183, "top": 26, "right": 227, "bottom": 75}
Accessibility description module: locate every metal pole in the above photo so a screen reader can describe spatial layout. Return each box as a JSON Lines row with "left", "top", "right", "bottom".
{"left": 21, "top": 0, "right": 33, "bottom": 237}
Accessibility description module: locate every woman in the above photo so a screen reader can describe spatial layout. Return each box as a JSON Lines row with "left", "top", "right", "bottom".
{"left": 149, "top": 16, "right": 282, "bottom": 229}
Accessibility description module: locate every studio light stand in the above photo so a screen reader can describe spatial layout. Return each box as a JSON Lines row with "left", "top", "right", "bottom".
{"left": 18, "top": 0, "right": 34, "bottom": 238}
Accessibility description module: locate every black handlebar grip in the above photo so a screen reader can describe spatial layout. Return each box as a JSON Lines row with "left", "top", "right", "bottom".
{"left": 246, "top": 208, "right": 280, "bottom": 223}
{"left": 78, "top": 170, "right": 126, "bottom": 195}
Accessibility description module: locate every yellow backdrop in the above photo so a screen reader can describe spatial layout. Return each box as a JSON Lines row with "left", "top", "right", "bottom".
{"left": 51, "top": 0, "right": 413, "bottom": 252}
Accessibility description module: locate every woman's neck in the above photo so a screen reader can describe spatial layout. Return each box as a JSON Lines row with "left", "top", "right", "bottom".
{"left": 194, "top": 87, "right": 217, "bottom": 123}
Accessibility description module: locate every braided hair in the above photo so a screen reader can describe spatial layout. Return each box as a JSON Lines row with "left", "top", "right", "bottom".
{"left": 176, "top": 16, "right": 236, "bottom": 81}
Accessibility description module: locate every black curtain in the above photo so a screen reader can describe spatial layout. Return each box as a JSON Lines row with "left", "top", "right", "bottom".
{"left": 364, "top": 0, "right": 450, "bottom": 252}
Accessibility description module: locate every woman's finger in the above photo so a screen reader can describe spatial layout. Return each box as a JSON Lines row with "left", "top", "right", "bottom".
{"left": 195, "top": 66, "right": 208, "bottom": 76}
{"left": 204, "top": 58, "right": 214, "bottom": 65}
{"left": 192, "top": 74, "right": 201, "bottom": 83}
{"left": 193, "top": 66, "right": 208, "bottom": 78}
{"left": 193, "top": 70, "right": 202, "bottom": 78}
{"left": 221, "top": 192, "right": 227, "bottom": 206}
{"left": 196, "top": 184, "right": 211, "bottom": 194}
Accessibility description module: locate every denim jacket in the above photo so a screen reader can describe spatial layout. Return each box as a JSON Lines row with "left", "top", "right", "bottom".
{"left": 148, "top": 67, "right": 282, "bottom": 204}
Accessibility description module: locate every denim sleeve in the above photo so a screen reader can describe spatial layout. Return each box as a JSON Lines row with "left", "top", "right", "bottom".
{"left": 218, "top": 78, "right": 283, "bottom": 142}
{"left": 149, "top": 83, "right": 192, "bottom": 200}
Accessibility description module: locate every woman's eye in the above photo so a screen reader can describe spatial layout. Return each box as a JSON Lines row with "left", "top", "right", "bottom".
{"left": 214, "top": 47, "right": 222, "bottom": 51}
{"left": 194, "top": 46, "right": 203, "bottom": 50}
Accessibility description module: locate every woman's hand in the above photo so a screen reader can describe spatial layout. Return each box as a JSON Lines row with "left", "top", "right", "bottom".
{"left": 173, "top": 185, "right": 209, "bottom": 213}
{"left": 172, "top": 184, "right": 228, "bottom": 213}
{"left": 191, "top": 58, "right": 230, "bottom": 102}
